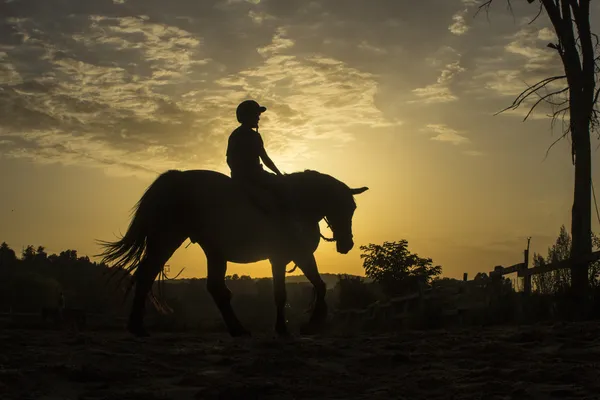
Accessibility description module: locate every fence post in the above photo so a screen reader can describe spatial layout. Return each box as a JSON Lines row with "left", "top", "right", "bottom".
{"left": 463, "top": 272, "right": 468, "bottom": 282}
{"left": 522, "top": 237, "right": 532, "bottom": 295}
{"left": 490, "top": 266, "right": 503, "bottom": 296}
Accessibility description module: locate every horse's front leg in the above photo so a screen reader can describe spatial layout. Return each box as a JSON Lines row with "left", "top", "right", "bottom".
{"left": 206, "top": 254, "right": 250, "bottom": 337}
{"left": 294, "top": 253, "right": 327, "bottom": 334}
{"left": 270, "top": 259, "right": 289, "bottom": 337}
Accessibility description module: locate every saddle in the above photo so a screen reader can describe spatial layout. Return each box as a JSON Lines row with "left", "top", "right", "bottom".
{"left": 234, "top": 176, "right": 292, "bottom": 216}
{"left": 233, "top": 178, "right": 307, "bottom": 245}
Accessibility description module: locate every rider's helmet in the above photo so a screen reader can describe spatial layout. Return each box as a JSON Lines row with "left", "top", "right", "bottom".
{"left": 236, "top": 100, "right": 267, "bottom": 124}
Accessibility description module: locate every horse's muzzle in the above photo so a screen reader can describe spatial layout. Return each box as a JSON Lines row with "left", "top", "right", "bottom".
{"left": 336, "top": 239, "right": 354, "bottom": 254}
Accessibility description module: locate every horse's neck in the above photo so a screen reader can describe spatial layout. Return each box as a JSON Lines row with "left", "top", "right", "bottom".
{"left": 287, "top": 173, "right": 328, "bottom": 222}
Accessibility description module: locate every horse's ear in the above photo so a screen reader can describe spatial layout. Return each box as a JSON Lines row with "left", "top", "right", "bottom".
{"left": 350, "top": 186, "right": 369, "bottom": 195}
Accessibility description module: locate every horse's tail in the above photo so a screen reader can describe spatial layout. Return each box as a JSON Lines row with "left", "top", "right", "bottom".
{"left": 96, "top": 169, "right": 183, "bottom": 282}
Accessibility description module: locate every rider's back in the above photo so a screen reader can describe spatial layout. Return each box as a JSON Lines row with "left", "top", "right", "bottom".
{"left": 226, "top": 126, "right": 264, "bottom": 179}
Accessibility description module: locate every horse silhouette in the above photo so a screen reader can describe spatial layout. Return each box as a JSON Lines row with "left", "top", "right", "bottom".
{"left": 98, "top": 169, "right": 368, "bottom": 337}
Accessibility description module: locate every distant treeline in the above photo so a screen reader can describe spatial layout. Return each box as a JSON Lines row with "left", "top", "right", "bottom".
{"left": 0, "top": 242, "right": 382, "bottom": 331}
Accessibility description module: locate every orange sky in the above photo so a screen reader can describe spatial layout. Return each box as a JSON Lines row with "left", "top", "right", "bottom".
{"left": 1, "top": 0, "right": 600, "bottom": 281}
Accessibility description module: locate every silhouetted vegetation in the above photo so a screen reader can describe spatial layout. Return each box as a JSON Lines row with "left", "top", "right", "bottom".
{"left": 532, "top": 225, "right": 600, "bottom": 294}
{"left": 4, "top": 232, "right": 600, "bottom": 334}
{"left": 360, "top": 240, "right": 442, "bottom": 297}
{"left": 332, "top": 274, "right": 378, "bottom": 310}
{"left": 0, "top": 241, "right": 352, "bottom": 332}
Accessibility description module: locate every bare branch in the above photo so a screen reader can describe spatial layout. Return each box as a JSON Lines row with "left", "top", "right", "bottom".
{"left": 568, "top": 0, "right": 580, "bottom": 16}
{"left": 523, "top": 87, "right": 569, "bottom": 121}
{"left": 574, "top": 0, "right": 595, "bottom": 109}
{"left": 475, "top": 0, "right": 515, "bottom": 21}
{"left": 506, "top": 0, "right": 514, "bottom": 18}
{"left": 543, "top": 103, "right": 573, "bottom": 163}
{"left": 493, "top": 75, "right": 567, "bottom": 116}
{"left": 540, "top": 0, "right": 569, "bottom": 43}
{"left": 593, "top": 87, "right": 600, "bottom": 108}
{"left": 546, "top": 97, "right": 569, "bottom": 107}
{"left": 528, "top": 2, "right": 544, "bottom": 25}
{"left": 543, "top": 129, "right": 571, "bottom": 161}
{"left": 592, "top": 32, "right": 600, "bottom": 49}
{"left": 549, "top": 106, "right": 570, "bottom": 132}
{"left": 475, "top": 1, "right": 494, "bottom": 21}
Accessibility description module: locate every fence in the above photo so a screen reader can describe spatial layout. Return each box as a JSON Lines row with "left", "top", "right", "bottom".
{"left": 332, "top": 238, "right": 600, "bottom": 329}
{"left": 488, "top": 237, "right": 600, "bottom": 294}
{"left": 332, "top": 278, "right": 493, "bottom": 329}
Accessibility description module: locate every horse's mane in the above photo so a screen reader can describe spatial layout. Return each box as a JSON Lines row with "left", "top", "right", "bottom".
{"left": 283, "top": 169, "right": 356, "bottom": 207}
{"left": 286, "top": 169, "right": 321, "bottom": 176}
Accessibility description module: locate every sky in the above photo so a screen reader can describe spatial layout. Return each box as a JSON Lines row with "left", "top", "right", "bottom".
{"left": 1, "top": 0, "right": 600, "bottom": 281}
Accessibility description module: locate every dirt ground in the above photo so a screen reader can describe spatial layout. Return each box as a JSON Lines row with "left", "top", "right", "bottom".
{"left": 1, "top": 321, "right": 600, "bottom": 400}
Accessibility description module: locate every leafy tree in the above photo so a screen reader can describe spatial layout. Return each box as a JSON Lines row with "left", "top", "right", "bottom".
{"left": 0, "top": 242, "right": 17, "bottom": 268}
{"left": 21, "top": 245, "right": 36, "bottom": 262}
{"left": 478, "top": 0, "right": 600, "bottom": 295}
{"left": 532, "top": 225, "right": 600, "bottom": 293}
{"left": 360, "top": 240, "right": 442, "bottom": 297}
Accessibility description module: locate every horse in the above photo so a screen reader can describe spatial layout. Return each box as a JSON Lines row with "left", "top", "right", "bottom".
{"left": 97, "top": 169, "right": 368, "bottom": 337}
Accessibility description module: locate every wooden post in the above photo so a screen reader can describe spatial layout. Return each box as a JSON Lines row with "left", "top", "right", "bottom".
{"left": 489, "top": 266, "right": 503, "bottom": 307}
{"left": 523, "top": 237, "right": 531, "bottom": 295}
{"left": 463, "top": 272, "right": 468, "bottom": 282}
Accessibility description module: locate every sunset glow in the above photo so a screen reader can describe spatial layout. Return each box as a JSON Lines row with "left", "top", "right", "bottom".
{"left": 2, "top": 0, "right": 600, "bottom": 280}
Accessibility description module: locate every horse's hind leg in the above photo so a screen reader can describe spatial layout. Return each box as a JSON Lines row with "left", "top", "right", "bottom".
{"left": 128, "top": 236, "right": 183, "bottom": 337}
{"left": 270, "top": 258, "right": 289, "bottom": 337}
{"left": 294, "top": 253, "right": 328, "bottom": 334}
{"left": 205, "top": 254, "right": 250, "bottom": 337}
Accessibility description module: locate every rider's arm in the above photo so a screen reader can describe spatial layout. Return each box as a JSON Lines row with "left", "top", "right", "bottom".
{"left": 254, "top": 131, "right": 282, "bottom": 175}
{"left": 259, "top": 147, "right": 282, "bottom": 175}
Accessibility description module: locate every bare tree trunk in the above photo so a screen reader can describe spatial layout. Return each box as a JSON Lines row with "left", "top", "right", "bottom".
{"left": 570, "top": 112, "right": 592, "bottom": 298}
{"left": 479, "top": 0, "right": 597, "bottom": 301}
{"left": 533, "top": 0, "right": 594, "bottom": 300}
{"left": 567, "top": 0, "right": 594, "bottom": 300}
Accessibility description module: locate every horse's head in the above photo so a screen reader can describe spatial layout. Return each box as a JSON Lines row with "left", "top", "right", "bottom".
{"left": 286, "top": 170, "right": 368, "bottom": 254}
{"left": 324, "top": 184, "right": 369, "bottom": 254}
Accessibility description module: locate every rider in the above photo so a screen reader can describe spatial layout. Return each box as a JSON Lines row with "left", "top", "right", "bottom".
{"left": 226, "top": 100, "right": 306, "bottom": 244}
{"left": 226, "top": 100, "right": 282, "bottom": 187}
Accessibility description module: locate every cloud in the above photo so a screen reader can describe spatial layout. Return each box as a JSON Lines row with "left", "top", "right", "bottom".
{"left": 458, "top": 21, "right": 568, "bottom": 127}
{"left": 357, "top": 41, "right": 388, "bottom": 55}
{"left": 424, "top": 124, "right": 470, "bottom": 145}
{"left": 0, "top": 3, "right": 401, "bottom": 177}
{"left": 504, "top": 27, "right": 557, "bottom": 72}
{"left": 449, "top": 9, "right": 469, "bottom": 36}
{"left": 410, "top": 60, "right": 466, "bottom": 104}
{"left": 3, "top": 0, "right": 559, "bottom": 177}
{"left": 449, "top": 0, "right": 487, "bottom": 36}
{"left": 214, "top": 27, "right": 399, "bottom": 168}
{"left": 249, "top": 10, "right": 276, "bottom": 25}
{"left": 464, "top": 150, "right": 485, "bottom": 156}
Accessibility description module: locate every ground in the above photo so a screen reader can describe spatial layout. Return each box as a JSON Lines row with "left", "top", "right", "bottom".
{"left": 1, "top": 321, "right": 599, "bottom": 399}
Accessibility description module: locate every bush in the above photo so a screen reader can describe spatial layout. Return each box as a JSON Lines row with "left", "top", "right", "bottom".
{"left": 333, "top": 274, "right": 377, "bottom": 310}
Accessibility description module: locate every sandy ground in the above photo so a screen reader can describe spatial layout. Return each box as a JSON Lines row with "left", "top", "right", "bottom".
{"left": 1, "top": 321, "right": 600, "bottom": 400}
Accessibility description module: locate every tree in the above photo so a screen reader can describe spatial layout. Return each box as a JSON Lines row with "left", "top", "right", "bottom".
{"left": 21, "top": 245, "right": 36, "bottom": 262}
{"left": 0, "top": 242, "right": 17, "bottom": 269}
{"left": 532, "top": 225, "right": 600, "bottom": 293}
{"left": 35, "top": 246, "right": 48, "bottom": 262}
{"left": 360, "top": 240, "right": 442, "bottom": 297}
{"left": 532, "top": 225, "right": 572, "bottom": 293}
{"left": 478, "top": 0, "right": 599, "bottom": 296}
